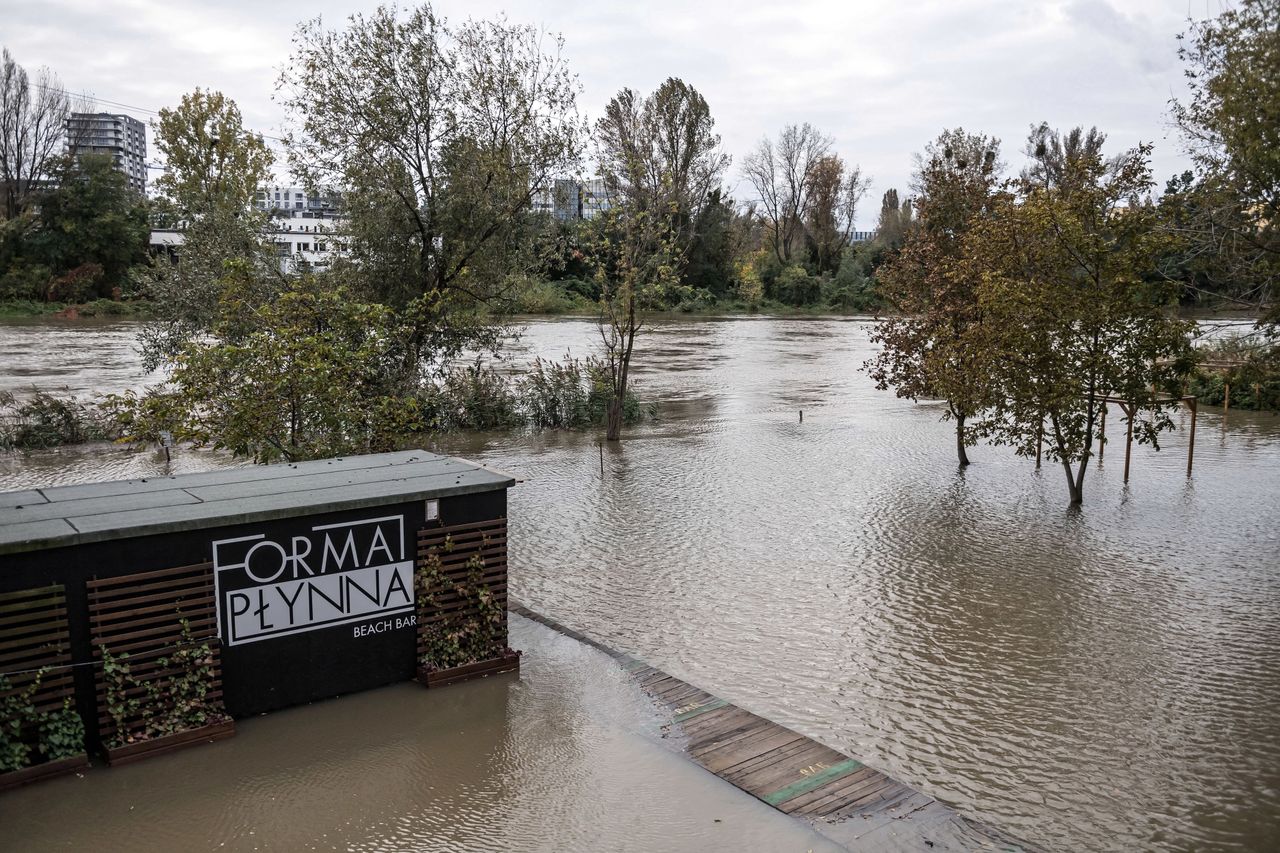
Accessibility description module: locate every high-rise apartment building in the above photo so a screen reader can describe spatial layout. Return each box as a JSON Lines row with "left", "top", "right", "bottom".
{"left": 66, "top": 113, "right": 148, "bottom": 194}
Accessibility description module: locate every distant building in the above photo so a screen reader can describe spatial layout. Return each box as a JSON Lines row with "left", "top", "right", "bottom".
{"left": 267, "top": 214, "right": 347, "bottom": 274}
{"left": 66, "top": 113, "right": 147, "bottom": 194}
{"left": 532, "top": 177, "right": 610, "bottom": 222}
{"left": 255, "top": 185, "right": 343, "bottom": 220}
{"left": 581, "top": 178, "right": 610, "bottom": 220}
{"left": 147, "top": 215, "right": 348, "bottom": 275}
{"left": 849, "top": 230, "right": 875, "bottom": 244}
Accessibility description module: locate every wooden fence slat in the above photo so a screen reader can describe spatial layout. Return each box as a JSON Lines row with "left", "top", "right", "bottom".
{"left": 87, "top": 562, "right": 224, "bottom": 743}
{"left": 0, "top": 583, "right": 77, "bottom": 756}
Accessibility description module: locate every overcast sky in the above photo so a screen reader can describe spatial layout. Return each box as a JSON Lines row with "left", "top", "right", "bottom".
{"left": 4, "top": 0, "right": 1216, "bottom": 227}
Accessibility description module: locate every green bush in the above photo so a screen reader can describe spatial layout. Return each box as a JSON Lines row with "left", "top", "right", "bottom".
{"left": 424, "top": 364, "right": 522, "bottom": 430}
{"left": 672, "top": 287, "right": 717, "bottom": 313}
{"left": 558, "top": 277, "right": 601, "bottom": 303}
{"left": 1188, "top": 337, "right": 1280, "bottom": 411}
{"left": 768, "top": 264, "right": 820, "bottom": 306}
{"left": 423, "top": 357, "right": 652, "bottom": 431}
{"left": 0, "top": 390, "right": 113, "bottom": 450}
{"left": 822, "top": 263, "right": 882, "bottom": 312}
{"left": 0, "top": 262, "right": 52, "bottom": 302}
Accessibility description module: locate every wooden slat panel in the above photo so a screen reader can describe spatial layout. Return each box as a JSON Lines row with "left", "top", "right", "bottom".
{"left": 0, "top": 584, "right": 77, "bottom": 756}
{"left": 415, "top": 518, "right": 509, "bottom": 667}
{"left": 87, "top": 562, "right": 224, "bottom": 744}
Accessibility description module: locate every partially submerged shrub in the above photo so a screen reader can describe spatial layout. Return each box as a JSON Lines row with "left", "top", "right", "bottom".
{"left": 0, "top": 389, "right": 113, "bottom": 450}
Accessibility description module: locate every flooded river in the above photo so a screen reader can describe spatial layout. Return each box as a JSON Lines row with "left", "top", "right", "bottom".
{"left": 3, "top": 316, "right": 1279, "bottom": 851}
{"left": 1, "top": 615, "right": 839, "bottom": 852}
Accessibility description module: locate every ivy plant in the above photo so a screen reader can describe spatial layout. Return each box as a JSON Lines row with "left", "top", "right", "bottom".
{"left": 417, "top": 534, "right": 507, "bottom": 670}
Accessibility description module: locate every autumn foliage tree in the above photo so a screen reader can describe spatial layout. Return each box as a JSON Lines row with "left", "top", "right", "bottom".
{"left": 869, "top": 129, "right": 1003, "bottom": 466}
{"left": 595, "top": 77, "right": 729, "bottom": 261}
{"left": 966, "top": 132, "right": 1195, "bottom": 504}
{"left": 742, "top": 123, "right": 865, "bottom": 266}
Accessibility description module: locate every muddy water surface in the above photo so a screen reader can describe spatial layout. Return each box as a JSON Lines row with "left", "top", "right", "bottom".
{"left": 2, "top": 316, "right": 1279, "bottom": 851}
{"left": 0, "top": 616, "right": 838, "bottom": 852}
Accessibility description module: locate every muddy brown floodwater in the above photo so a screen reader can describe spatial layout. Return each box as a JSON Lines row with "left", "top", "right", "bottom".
{"left": 2, "top": 316, "right": 1279, "bottom": 851}
{"left": 0, "top": 615, "right": 841, "bottom": 852}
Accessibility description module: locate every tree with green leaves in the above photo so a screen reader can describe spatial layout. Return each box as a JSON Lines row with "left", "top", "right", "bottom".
{"left": 872, "top": 188, "right": 913, "bottom": 255}
{"left": 280, "top": 3, "right": 584, "bottom": 373}
{"left": 138, "top": 90, "right": 278, "bottom": 369}
{"left": 587, "top": 200, "right": 680, "bottom": 441}
{"left": 966, "top": 131, "right": 1195, "bottom": 504}
{"left": 868, "top": 129, "right": 1003, "bottom": 466}
{"left": 157, "top": 264, "right": 420, "bottom": 463}
{"left": 28, "top": 154, "right": 149, "bottom": 300}
{"left": 596, "top": 77, "right": 729, "bottom": 262}
{"left": 152, "top": 88, "right": 273, "bottom": 220}
{"left": 1170, "top": 0, "right": 1279, "bottom": 328}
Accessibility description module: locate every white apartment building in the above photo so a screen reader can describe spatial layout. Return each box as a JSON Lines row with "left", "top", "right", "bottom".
{"left": 149, "top": 186, "right": 348, "bottom": 273}
{"left": 255, "top": 186, "right": 346, "bottom": 273}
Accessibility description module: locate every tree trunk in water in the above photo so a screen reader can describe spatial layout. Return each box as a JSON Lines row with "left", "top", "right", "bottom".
{"left": 955, "top": 414, "right": 970, "bottom": 467}
{"left": 1059, "top": 458, "right": 1083, "bottom": 504}
{"left": 606, "top": 396, "right": 623, "bottom": 442}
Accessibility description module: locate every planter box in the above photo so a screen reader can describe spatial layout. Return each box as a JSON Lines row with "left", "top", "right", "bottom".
{"left": 418, "top": 649, "right": 521, "bottom": 689}
{"left": 0, "top": 753, "right": 90, "bottom": 792}
{"left": 103, "top": 718, "right": 236, "bottom": 767}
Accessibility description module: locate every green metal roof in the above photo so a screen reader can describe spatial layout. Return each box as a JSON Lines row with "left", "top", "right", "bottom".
{"left": 0, "top": 450, "right": 514, "bottom": 556}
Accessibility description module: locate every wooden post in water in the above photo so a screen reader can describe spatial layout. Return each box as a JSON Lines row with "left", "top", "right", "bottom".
{"left": 598, "top": 440, "right": 604, "bottom": 477}
{"left": 1224, "top": 383, "right": 1230, "bottom": 412}
{"left": 1186, "top": 397, "right": 1197, "bottom": 477}
{"left": 1122, "top": 402, "right": 1135, "bottom": 484}
{"left": 1098, "top": 403, "right": 1106, "bottom": 462}
{"left": 799, "top": 409, "right": 803, "bottom": 423}
{"left": 1035, "top": 419, "right": 1042, "bottom": 469}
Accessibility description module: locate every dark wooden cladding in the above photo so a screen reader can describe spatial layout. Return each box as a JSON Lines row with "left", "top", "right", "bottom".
{"left": 0, "top": 585, "right": 76, "bottom": 749}
{"left": 85, "top": 562, "right": 223, "bottom": 744}
{"left": 415, "top": 517, "right": 509, "bottom": 662}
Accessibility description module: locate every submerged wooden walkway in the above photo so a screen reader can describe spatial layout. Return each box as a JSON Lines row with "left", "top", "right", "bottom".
{"left": 511, "top": 604, "right": 1033, "bottom": 852}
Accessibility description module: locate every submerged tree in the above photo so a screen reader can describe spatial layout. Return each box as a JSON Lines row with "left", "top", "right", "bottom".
{"left": 869, "top": 129, "right": 1003, "bottom": 466}
{"left": 967, "top": 131, "right": 1195, "bottom": 504}
{"left": 159, "top": 264, "right": 420, "bottom": 463}
{"left": 588, "top": 201, "right": 680, "bottom": 441}
{"left": 280, "top": 3, "right": 584, "bottom": 375}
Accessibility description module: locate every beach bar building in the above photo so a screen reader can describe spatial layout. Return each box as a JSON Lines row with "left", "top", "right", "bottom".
{"left": 0, "top": 450, "right": 515, "bottom": 781}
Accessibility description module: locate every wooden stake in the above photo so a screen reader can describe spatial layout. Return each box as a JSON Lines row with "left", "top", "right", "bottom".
{"left": 1122, "top": 403, "right": 1135, "bottom": 484}
{"left": 1186, "top": 398, "right": 1197, "bottom": 477}
{"left": 1098, "top": 403, "right": 1106, "bottom": 462}
{"left": 1223, "top": 382, "right": 1230, "bottom": 412}
{"left": 1035, "top": 418, "right": 1042, "bottom": 469}
{"left": 599, "top": 441, "right": 604, "bottom": 477}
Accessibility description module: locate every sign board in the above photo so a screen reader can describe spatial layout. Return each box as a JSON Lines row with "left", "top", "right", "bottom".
{"left": 212, "top": 514, "right": 414, "bottom": 646}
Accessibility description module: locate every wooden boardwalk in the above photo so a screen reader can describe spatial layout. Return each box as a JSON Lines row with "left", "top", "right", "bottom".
{"left": 512, "top": 604, "right": 1033, "bottom": 852}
